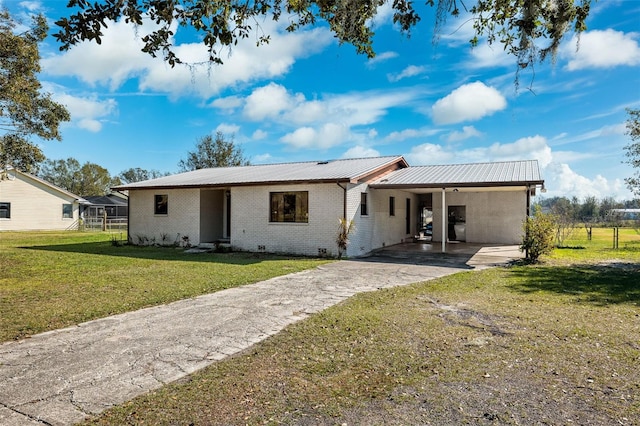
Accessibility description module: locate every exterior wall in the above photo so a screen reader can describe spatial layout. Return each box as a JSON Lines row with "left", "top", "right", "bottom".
{"left": 230, "top": 183, "right": 343, "bottom": 257}
{"left": 128, "top": 188, "right": 201, "bottom": 245}
{"left": 0, "top": 172, "right": 79, "bottom": 231}
{"left": 432, "top": 190, "right": 527, "bottom": 244}
{"left": 345, "top": 185, "right": 418, "bottom": 257}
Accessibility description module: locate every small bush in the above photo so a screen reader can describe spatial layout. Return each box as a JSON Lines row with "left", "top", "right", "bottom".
{"left": 521, "top": 212, "right": 556, "bottom": 263}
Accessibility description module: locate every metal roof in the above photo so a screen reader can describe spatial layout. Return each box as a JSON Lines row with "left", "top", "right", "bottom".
{"left": 114, "top": 156, "right": 407, "bottom": 190}
{"left": 370, "top": 160, "right": 543, "bottom": 188}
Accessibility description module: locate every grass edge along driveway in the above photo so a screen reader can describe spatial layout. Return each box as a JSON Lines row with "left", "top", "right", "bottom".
{"left": 0, "top": 231, "right": 331, "bottom": 342}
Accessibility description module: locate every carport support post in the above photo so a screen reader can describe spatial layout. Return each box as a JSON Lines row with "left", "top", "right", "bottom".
{"left": 441, "top": 188, "right": 446, "bottom": 253}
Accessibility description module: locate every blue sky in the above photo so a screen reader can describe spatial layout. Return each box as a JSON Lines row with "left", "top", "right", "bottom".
{"left": 4, "top": 0, "right": 640, "bottom": 200}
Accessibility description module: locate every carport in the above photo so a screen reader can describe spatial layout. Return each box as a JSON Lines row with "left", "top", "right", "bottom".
{"left": 369, "top": 161, "right": 545, "bottom": 253}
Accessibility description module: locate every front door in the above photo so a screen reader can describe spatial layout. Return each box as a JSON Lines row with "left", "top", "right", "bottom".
{"left": 405, "top": 198, "right": 411, "bottom": 234}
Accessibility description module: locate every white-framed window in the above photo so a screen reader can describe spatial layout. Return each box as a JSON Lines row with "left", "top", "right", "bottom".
{"left": 270, "top": 191, "right": 308, "bottom": 223}
{"left": 154, "top": 194, "right": 168, "bottom": 215}
{"left": 62, "top": 204, "right": 73, "bottom": 219}
{"left": 0, "top": 202, "right": 10, "bottom": 219}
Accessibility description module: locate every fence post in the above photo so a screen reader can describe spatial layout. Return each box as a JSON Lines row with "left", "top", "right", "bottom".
{"left": 613, "top": 227, "right": 619, "bottom": 249}
{"left": 103, "top": 211, "right": 107, "bottom": 232}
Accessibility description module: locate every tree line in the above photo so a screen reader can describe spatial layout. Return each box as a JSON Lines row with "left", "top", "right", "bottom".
{"left": 32, "top": 132, "right": 248, "bottom": 196}
{"left": 534, "top": 196, "right": 639, "bottom": 226}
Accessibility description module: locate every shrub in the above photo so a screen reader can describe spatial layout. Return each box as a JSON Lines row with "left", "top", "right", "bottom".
{"left": 520, "top": 212, "right": 556, "bottom": 263}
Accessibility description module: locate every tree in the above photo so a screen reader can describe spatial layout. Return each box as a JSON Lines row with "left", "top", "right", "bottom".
{"left": 119, "top": 167, "right": 166, "bottom": 184}
{"left": 39, "top": 157, "right": 121, "bottom": 195}
{"left": 54, "top": 1, "right": 591, "bottom": 71}
{"left": 178, "top": 132, "right": 249, "bottom": 172}
{"left": 0, "top": 9, "right": 70, "bottom": 175}
{"left": 624, "top": 108, "right": 640, "bottom": 196}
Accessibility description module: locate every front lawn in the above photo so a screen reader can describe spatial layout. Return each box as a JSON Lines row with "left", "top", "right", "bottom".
{"left": 84, "top": 234, "right": 640, "bottom": 425}
{"left": 0, "top": 231, "right": 331, "bottom": 342}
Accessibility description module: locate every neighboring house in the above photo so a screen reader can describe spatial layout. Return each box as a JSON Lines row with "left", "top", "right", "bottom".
{"left": 82, "top": 194, "right": 129, "bottom": 220}
{"left": 0, "top": 168, "right": 87, "bottom": 231}
{"left": 114, "top": 156, "right": 544, "bottom": 257}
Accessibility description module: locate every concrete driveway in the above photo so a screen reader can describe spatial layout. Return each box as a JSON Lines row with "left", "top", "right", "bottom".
{"left": 0, "top": 247, "right": 519, "bottom": 425}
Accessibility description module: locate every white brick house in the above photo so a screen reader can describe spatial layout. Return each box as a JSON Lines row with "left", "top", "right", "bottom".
{"left": 115, "top": 156, "right": 544, "bottom": 257}
{"left": 0, "top": 169, "right": 87, "bottom": 231}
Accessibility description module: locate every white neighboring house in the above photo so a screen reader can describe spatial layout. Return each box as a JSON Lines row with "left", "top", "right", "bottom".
{"left": 114, "top": 156, "right": 544, "bottom": 257}
{"left": 0, "top": 168, "right": 87, "bottom": 231}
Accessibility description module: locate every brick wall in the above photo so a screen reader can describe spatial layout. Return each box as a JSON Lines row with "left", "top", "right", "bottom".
{"left": 231, "top": 183, "right": 344, "bottom": 257}
{"left": 129, "top": 188, "right": 201, "bottom": 245}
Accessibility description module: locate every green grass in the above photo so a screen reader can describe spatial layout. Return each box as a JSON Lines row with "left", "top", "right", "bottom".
{"left": 551, "top": 226, "right": 640, "bottom": 263}
{"left": 83, "top": 231, "right": 640, "bottom": 425}
{"left": 0, "top": 231, "right": 331, "bottom": 342}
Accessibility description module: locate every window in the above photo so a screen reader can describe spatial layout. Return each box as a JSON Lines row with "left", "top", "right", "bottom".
{"left": 62, "top": 204, "right": 73, "bottom": 219}
{"left": 154, "top": 194, "right": 168, "bottom": 215}
{"left": 360, "top": 193, "right": 368, "bottom": 216}
{"left": 270, "top": 191, "right": 308, "bottom": 223}
{"left": 389, "top": 196, "right": 395, "bottom": 216}
{"left": 0, "top": 202, "right": 10, "bottom": 219}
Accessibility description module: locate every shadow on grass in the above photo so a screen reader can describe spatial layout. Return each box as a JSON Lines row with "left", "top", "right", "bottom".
{"left": 20, "top": 241, "right": 297, "bottom": 265}
{"left": 508, "top": 262, "right": 640, "bottom": 305}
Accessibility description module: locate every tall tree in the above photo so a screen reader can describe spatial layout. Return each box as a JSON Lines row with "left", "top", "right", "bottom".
{"left": 624, "top": 108, "right": 640, "bottom": 196}
{"left": 119, "top": 167, "right": 167, "bottom": 184}
{"left": 0, "top": 9, "right": 70, "bottom": 175}
{"left": 39, "top": 157, "right": 121, "bottom": 195}
{"left": 54, "top": 1, "right": 591, "bottom": 71}
{"left": 178, "top": 132, "right": 250, "bottom": 172}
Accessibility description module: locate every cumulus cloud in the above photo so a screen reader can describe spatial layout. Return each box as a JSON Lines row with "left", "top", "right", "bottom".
{"left": 387, "top": 65, "right": 427, "bottom": 82}
{"left": 43, "top": 16, "right": 333, "bottom": 98}
{"left": 252, "top": 129, "right": 268, "bottom": 140}
{"left": 280, "top": 123, "right": 350, "bottom": 149}
{"left": 53, "top": 93, "right": 118, "bottom": 132}
{"left": 341, "top": 146, "right": 381, "bottom": 159}
{"left": 407, "top": 135, "right": 552, "bottom": 167}
{"left": 446, "top": 126, "right": 482, "bottom": 142}
{"left": 243, "top": 83, "right": 298, "bottom": 121}
{"left": 431, "top": 82, "right": 506, "bottom": 125}
{"left": 543, "top": 162, "right": 627, "bottom": 200}
{"left": 564, "top": 29, "right": 640, "bottom": 70}
{"left": 215, "top": 123, "right": 240, "bottom": 134}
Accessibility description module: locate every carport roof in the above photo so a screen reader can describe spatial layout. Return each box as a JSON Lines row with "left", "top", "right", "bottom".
{"left": 369, "top": 160, "right": 543, "bottom": 189}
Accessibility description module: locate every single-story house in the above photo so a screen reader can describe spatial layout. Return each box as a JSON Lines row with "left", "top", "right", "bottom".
{"left": 114, "top": 156, "right": 544, "bottom": 257}
{"left": 0, "top": 168, "right": 88, "bottom": 231}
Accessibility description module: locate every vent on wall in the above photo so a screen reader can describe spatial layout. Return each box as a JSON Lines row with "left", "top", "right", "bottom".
{"left": 258, "top": 245, "right": 266, "bottom": 252}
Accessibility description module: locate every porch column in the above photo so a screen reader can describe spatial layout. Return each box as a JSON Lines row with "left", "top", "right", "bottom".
{"left": 441, "top": 188, "right": 446, "bottom": 253}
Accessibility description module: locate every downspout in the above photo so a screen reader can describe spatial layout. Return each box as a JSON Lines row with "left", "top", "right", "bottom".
{"left": 126, "top": 192, "right": 131, "bottom": 244}
{"left": 336, "top": 182, "right": 347, "bottom": 219}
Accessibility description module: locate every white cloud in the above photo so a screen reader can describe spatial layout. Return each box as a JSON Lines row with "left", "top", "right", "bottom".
{"left": 366, "top": 51, "right": 399, "bottom": 68}
{"left": 53, "top": 93, "right": 118, "bottom": 132}
{"left": 446, "top": 126, "right": 482, "bottom": 142}
{"left": 387, "top": 65, "right": 427, "bottom": 82}
{"left": 215, "top": 123, "right": 240, "bottom": 134}
{"left": 385, "top": 128, "right": 442, "bottom": 142}
{"left": 431, "top": 81, "right": 507, "bottom": 125}
{"left": 341, "top": 146, "right": 380, "bottom": 159}
{"left": 407, "top": 143, "right": 455, "bottom": 165}
{"left": 280, "top": 123, "right": 350, "bottom": 149}
{"left": 252, "top": 129, "right": 268, "bottom": 140}
{"left": 543, "top": 162, "right": 627, "bottom": 200}
{"left": 43, "top": 17, "right": 333, "bottom": 98}
{"left": 210, "top": 95, "right": 243, "bottom": 111}
{"left": 467, "top": 44, "right": 513, "bottom": 69}
{"left": 243, "top": 83, "right": 297, "bottom": 121}
{"left": 564, "top": 29, "right": 640, "bottom": 70}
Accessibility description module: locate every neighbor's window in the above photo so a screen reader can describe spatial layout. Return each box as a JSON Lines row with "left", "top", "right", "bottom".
{"left": 154, "top": 194, "right": 168, "bottom": 215}
{"left": 270, "top": 191, "right": 308, "bottom": 223}
{"left": 389, "top": 196, "right": 395, "bottom": 216}
{"left": 0, "top": 202, "right": 10, "bottom": 219}
{"left": 62, "top": 204, "right": 73, "bottom": 219}
{"left": 361, "top": 193, "right": 368, "bottom": 216}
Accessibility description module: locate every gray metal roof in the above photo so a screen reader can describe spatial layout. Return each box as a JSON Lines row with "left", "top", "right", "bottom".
{"left": 370, "top": 160, "right": 543, "bottom": 188}
{"left": 114, "top": 156, "right": 407, "bottom": 189}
